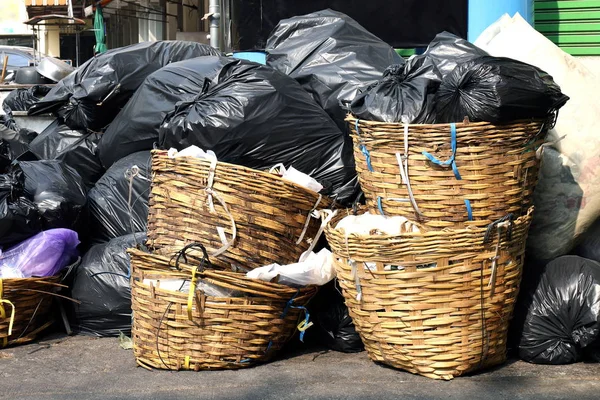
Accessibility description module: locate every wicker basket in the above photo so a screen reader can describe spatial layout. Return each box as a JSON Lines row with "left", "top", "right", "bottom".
{"left": 147, "top": 150, "right": 332, "bottom": 269}
{"left": 0, "top": 276, "right": 65, "bottom": 348}
{"left": 349, "top": 115, "right": 546, "bottom": 228}
{"left": 324, "top": 207, "right": 533, "bottom": 380}
{"left": 129, "top": 246, "right": 317, "bottom": 371}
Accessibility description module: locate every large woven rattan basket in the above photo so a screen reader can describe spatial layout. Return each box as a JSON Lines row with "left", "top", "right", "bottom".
{"left": 129, "top": 246, "right": 317, "bottom": 371}
{"left": 0, "top": 276, "right": 65, "bottom": 347}
{"left": 324, "top": 207, "right": 533, "bottom": 380}
{"left": 147, "top": 150, "right": 331, "bottom": 269}
{"left": 349, "top": 115, "right": 546, "bottom": 228}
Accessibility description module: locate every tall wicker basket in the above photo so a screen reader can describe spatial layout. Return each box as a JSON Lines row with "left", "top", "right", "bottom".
{"left": 129, "top": 246, "right": 317, "bottom": 371}
{"left": 324, "top": 207, "right": 534, "bottom": 380}
{"left": 0, "top": 276, "right": 65, "bottom": 348}
{"left": 147, "top": 150, "right": 331, "bottom": 269}
{"left": 349, "top": 115, "right": 546, "bottom": 228}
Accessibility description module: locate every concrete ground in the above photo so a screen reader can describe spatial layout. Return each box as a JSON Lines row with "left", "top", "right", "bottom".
{"left": 2, "top": 334, "right": 600, "bottom": 400}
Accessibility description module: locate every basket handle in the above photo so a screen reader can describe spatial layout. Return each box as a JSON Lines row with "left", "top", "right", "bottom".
{"left": 173, "top": 243, "right": 211, "bottom": 273}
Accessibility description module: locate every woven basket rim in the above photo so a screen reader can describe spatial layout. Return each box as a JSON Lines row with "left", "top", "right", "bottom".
{"left": 128, "top": 247, "right": 317, "bottom": 297}
{"left": 151, "top": 149, "right": 326, "bottom": 201}
{"left": 326, "top": 206, "right": 534, "bottom": 241}
{"left": 346, "top": 114, "right": 546, "bottom": 129}
{"left": 0, "top": 275, "right": 62, "bottom": 284}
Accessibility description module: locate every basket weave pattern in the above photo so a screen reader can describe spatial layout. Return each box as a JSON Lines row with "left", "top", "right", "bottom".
{"left": 147, "top": 150, "right": 331, "bottom": 269}
{"left": 324, "top": 208, "right": 533, "bottom": 380}
{"left": 129, "top": 248, "right": 316, "bottom": 370}
{"left": 0, "top": 276, "right": 61, "bottom": 348}
{"left": 349, "top": 116, "right": 545, "bottom": 228}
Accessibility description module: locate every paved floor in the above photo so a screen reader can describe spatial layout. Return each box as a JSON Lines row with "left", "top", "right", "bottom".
{"left": 1, "top": 334, "right": 600, "bottom": 400}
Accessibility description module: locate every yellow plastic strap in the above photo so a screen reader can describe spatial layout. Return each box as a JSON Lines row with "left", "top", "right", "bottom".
{"left": 0, "top": 279, "right": 15, "bottom": 347}
{"left": 184, "top": 355, "right": 190, "bottom": 369}
{"left": 297, "top": 320, "right": 314, "bottom": 332}
{"left": 187, "top": 266, "right": 199, "bottom": 321}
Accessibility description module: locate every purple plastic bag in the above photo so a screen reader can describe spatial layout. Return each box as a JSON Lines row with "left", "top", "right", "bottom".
{"left": 0, "top": 228, "right": 79, "bottom": 278}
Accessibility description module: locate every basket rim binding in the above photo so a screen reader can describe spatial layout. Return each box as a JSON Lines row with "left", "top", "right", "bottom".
{"left": 151, "top": 149, "right": 328, "bottom": 202}
{"left": 128, "top": 247, "right": 318, "bottom": 299}
{"left": 345, "top": 113, "right": 552, "bottom": 130}
{"left": 325, "top": 206, "right": 534, "bottom": 241}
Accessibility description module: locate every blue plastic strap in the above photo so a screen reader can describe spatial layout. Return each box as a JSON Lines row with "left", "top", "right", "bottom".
{"left": 361, "top": 144, "right": 374, "bottom": 172}
{"left": 280, "top": 290, "right": 300, "bottom": 318}
{"left": 422, "top": 123, "right": 461, "bottom": 180}
{"left": 464, "top": 199, "right": 473, "bottom": 221}
{"left": 377, "top": 196, "right": 385, "bottom": 216}
{"left": 356, "top": 119, "right": 374, "bottom": 172}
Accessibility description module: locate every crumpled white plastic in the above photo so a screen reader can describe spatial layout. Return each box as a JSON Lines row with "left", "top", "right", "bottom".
{"left": 167, "top": 145, "right": 217, "bottom": 161}
{"left": 270, "top": 163, "right": 323, "bottom": 193}
{"left": 246, "top": 248, "right": 335, "bottom": 287}
{"left": 335, "top": 212, "right": 420, "bottom": 236}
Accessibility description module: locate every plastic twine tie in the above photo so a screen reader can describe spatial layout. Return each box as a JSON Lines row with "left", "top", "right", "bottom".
{"left": 421, "top": 123, "right": 475, "bottom": 220}
{"left": 377, "top": 196, "right": 385, "bottom": 216}
{"left": 464, "top": 199, "right": 473, "bottom": 221}
{"left": 300, "top": 209, "right": 337, "bottom": 262}
{"left": 0, "top": 279, "right": 15, "bottom": 347}
{"left": 356, "top": 119, "right": 374, "bottom": 172}
{"left": 296, "top": 194, "right": 322, "bottom": 245}
{"left": 422, "top": 123, "right": 461, "bottom": 180}
{"left": 290, "top": 306, "right": 312, "bottom": 342}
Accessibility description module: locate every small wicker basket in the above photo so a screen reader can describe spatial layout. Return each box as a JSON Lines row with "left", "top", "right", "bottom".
{"left": 324, "top": 207, "right": 533, "bottom": 380}
{"left": 147, "top": 150, "right": 331, "bottom": 269}
{"left": 0, "top": 276, "right": 65, "bottom": 348}
{"left": 349, "top": 115, "right": 546, "bottom": 228}
{"left": 129, "top": 245, "right": 317, "bottom": 371}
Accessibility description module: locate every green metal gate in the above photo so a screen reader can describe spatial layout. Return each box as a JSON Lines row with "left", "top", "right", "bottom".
{"left": 535, "top": 0, "right": 600, "bottom": 55}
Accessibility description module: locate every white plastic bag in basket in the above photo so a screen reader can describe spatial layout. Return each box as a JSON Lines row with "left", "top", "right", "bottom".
{"left": 246, "top": 248, "right": 334, "bottom": 287}
{"left": 167, "top": 145, "right": 217, "bottom": 161}
{"left": 335, "top": 212, "right": 420, "bottom": 236}
{"left": 269, "top": 163, "right": 323, "bottom": 193}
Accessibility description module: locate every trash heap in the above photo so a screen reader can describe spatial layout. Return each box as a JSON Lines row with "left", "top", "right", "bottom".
{"left": 1, "top": 8, "right": 599, "bottom": 378}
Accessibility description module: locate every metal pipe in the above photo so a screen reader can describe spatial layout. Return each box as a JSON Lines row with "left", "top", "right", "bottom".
{"left": 209, "top": 0, "right": 220, "bottom": 50}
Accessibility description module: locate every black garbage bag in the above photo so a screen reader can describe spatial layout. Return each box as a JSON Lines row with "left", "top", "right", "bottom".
{"left": 29, "top": 120, "right": 104, "bottom": 188}
{"left": 2, "top": 85, "right": 51, "bottom": 114}
{"left": 158, "top": 57, "right": 357, "bottom": 204}
{"left": 71, "top": 232, "right": 146, "bottom": 337}
{"left": 0, "top": 140, "right": 12, "bottom": 172}
{"left": 0, "top": 167, "right": 42, "bottom": 248}
{"left": 87, "top": 151, "right": 151, "bottom": 245}
{"left": 265, "top": 9, "right": 403, "bottom": 132}
{"left": 17, "top": 160, "right": 87, "bottom": 230}
{"left": 98, "top": 56, "right": 226, "bottom": 168}
{"left": 0, "top": 121, "right": 38, "bottom": 160}
{"left": 28, "top": 41, "right": 222, "bottom": 131}
{"left": 573, "top": 218, "right": 600, "bottom": 263}
{"left": 519, "top": 256, "right": 600, "bottom": 364}
{"left": 305, "top": 280, "right": 364, "bottom": 352}
{"left": 350, "top": 60, "right": 441, "bottom": 123}
{"left": 435, "top": 56, "right": 570, "bottom": 123}
{"left": 405, "top": 32, "right": 489, "bottom": 78}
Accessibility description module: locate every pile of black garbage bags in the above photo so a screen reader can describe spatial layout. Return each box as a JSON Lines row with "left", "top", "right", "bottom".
{"left": 0, "top": 9, "right": 578, "bottom": 356}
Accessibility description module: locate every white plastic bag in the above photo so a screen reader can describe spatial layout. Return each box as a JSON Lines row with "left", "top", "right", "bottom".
{"left": 167, "top": 145, "right": 217, "bottom": 161}
{"left": 335, "top": 212, "right": 420, "bottom": 236}
{"left": 476, "top": 13, "right": 600, "bottom": 260}
{"left": 246, "top": 248, "right": 335, "bottom": 287}
{"left": 270, "top": 163, "right": 323, "bottom": 193}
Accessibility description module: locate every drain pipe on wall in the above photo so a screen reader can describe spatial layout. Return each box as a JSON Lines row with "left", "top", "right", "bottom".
{"left": 208, "top": 0, "right": 221, "bottom": 50}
